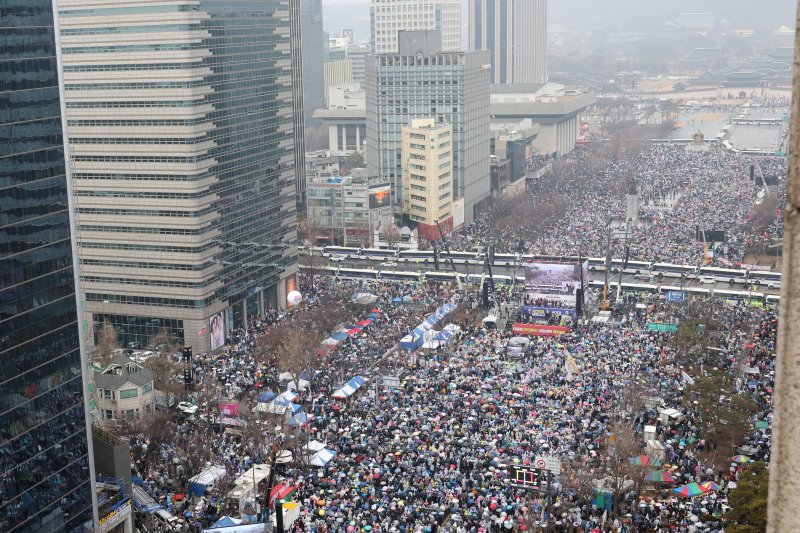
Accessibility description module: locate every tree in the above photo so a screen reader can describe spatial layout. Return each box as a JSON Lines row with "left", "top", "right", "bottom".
{"left": 381, "top": 221, "right": 401, "bottom": 249}
{"left": 91, "top": 320, "right": 119, "bottom": 367}
{"left": 724, "top": 461, "right": 768, "bottom": 533}
{"left": 148, "top": 327, "right": 182, "bottom": 355}
{"left": 685, "top": 374, "right": 758, "bottom": 469}
{"left": 144, "top": 356, "right": 185, "bottom": 409}
{"left": 344, "top": 150, "right": 364, "bottom": 171}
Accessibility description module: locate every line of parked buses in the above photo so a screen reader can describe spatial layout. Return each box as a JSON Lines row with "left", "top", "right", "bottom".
{"left": 302, "top": 246, "right": 781, "bottom": 307}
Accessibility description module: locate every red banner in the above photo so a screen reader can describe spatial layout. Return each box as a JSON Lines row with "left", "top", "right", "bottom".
{"left": 511, "top": 323, "right": 571, "bottom": 336}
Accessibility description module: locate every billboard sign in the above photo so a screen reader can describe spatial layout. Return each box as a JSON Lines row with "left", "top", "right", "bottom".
{"left": 520, "top": 306, "right": 577, "bottom": 320}
{"left": 647, "top": 322, "right": 678, "bottom": 333}
{"left": 210, "top": 311, "right": 225, "bottom": 352}
{"left": 668, "top": 291, "right": 686, "bottom": 303}
{"left": 511, "top": 324, "right": 570, "bottom": 336}
{"left": 525, "top": 261, "right": 587, "bottom": 308}
{"left": 368, "top": 185, "right": 391, "bottom": 209}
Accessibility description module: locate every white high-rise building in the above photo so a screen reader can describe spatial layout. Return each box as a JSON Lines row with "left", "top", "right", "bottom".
{"left": 58, "top": 0, "right": 301, "bottom": 354}
{"left": 370, "top": 0, "right": 461, "bottom": 53}
{"left": 469, "top": 0, "right": 547, "bottom": 84}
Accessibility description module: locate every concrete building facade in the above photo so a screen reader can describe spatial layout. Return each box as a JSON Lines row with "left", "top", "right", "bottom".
{"left": 301, "top": 0, "right": 326, "bottom": 122}
{"left": 366, "top": 31, "right": 490, "bottom": 223}
{"left": 370, "top": 0, "right": 461, "bottom": 53}
{"left": 313, "top": 83, "right": 367, "bottom": 154}
{"left": 401, "top": 119, "right": 454, "bottom": 240}
{"left": 306, "top": 174, "right": 392, "bottom": 246}
{"left": 324, "top": 59, "right": 354, "bottom": 103}
{"left": 469, "top": 0, "right": 548, "bottom": 84}
{"left": 93, "top": 356, "right": 156, "bottom": 424}
{"left": 58, "top": 0, "right": 300, "bottom": 354}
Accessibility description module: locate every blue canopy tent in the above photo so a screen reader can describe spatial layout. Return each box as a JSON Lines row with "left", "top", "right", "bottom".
{"left": 330, "top": 331, "right": 349, "bottom": 342}
{"left": 331, "top": 376, "right": 367, "bottom": 399}
{"left": 288, "top": 411, "right": 311, "bottom": 427}
{"left": 257, "top": 391, "right": 277, "bottom": 403}
{"left": 400, "top": 326, "right": 426, "bottom": 350}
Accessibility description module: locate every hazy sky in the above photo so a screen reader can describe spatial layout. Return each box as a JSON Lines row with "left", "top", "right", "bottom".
{"left": 321, "top": 0, "right": 796, "bottom": 42}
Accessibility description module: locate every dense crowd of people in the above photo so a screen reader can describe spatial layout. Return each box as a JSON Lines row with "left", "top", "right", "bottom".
{"left": 450, "top": 143, "right": 786, "bottom": 268}
{"left": 127, "top": 270, "right": 776, "bottom": 533}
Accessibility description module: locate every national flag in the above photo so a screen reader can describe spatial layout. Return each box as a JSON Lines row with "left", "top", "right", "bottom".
{"left": 269, "top": 484, "right": 297, "bottom": 508}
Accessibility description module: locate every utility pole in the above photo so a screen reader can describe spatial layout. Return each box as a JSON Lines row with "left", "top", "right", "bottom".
{"left": 616, "top": 221, "right": 631, "bottom": 301}
{"left": 601, "top": 218, "right": 613, "bottom": 310}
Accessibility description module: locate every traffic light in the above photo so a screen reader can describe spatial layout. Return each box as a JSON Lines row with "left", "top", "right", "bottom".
{"left": 182, "top": 346, "right": 192, "bottom": 363}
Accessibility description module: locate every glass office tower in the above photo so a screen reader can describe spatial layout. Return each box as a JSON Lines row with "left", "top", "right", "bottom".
{"left": 0, "top": 1, "right": 95, "bottom": 531}
{"left": 58, "top": 0, "right": 300, "bottom": 354}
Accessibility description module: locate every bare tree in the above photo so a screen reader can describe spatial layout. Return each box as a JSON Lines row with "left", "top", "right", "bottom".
{"left": 91, "top": 320, "right": 120, "bottom": 367}
{"left": 144, "top": 357, "right": 185, "bottom": 409}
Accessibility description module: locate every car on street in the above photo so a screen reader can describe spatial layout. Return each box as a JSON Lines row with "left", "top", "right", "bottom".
{"left": 329, "top": 255, "right": 346, "bottom": 262}
{"left": 698, "top": 275, "right": 716, "bottom": 284}
{"left": 380, "top": 261, "right": 398, "bottom": 268}
{"left": 176, "top": 401, "right": 198, "bottom": 415}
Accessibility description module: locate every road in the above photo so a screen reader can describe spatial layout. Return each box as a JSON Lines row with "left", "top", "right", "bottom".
{"left": 300, "top": 254, "right": 781, "bottom": 297}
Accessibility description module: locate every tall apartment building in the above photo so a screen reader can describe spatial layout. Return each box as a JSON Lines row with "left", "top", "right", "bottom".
{"left": 301, "top": 0, "right": 326, "bottom": 122}
{"left": 366, "top": 31, "right": 490, "bottom": 223}
{"left": 370, "top": 0, "right": 461, "bottom": 53}
{"left": 347, "top": 45, "right": 370, "bottom": 85}
{"left": 402, "top": 119, "right": 454, "bottom": 240}
{"left": 469, "top": 0, "right": 548, "bottom": 84}
{"left": 0, "top": 1, "right": 97, "bottom": 529}
{"left": 58, "top": 0, "right": 300, "bottom": 354}
{"left": 290, "top": 0, "right": 308, "bottom": 209}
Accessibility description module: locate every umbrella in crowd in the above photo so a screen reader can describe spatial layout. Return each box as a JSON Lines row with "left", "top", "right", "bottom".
{"left": 672, "top": 482, "right": 711, "bottom": 498}
{"left": 645, "top": 470, "right": 676, "bottom": 483}
{"left": 731, "top": 455, "right": 752, "bottom": 464}
{"left": 700, "top": 481, "right": 721, "bottom": 492}
{"left": 629, "top": 455, "right": 650, "bottom": 466}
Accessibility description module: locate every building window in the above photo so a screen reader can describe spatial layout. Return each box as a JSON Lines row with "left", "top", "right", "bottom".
{"left": 120, "top": 389, "right": 138, "bottom": 399}
{"left": 105, "top": 410, "right": 114, "bottom": 420}
{"left": 125, "top": 409, "right": 135, "bottom": 419}
{"left": 142, "top": 382, "right": 153, "bottom": 393}
{"left": 103, "top": 389, "right": 113, "bottom": 399}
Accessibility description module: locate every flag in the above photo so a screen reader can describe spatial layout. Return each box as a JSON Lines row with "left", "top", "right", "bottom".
{"left": 681, "top": 370, "right": 695, "bottom": 386}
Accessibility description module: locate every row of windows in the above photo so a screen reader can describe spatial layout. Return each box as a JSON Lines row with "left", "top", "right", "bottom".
{"left": 409, "top": 143, "right": 425, "bottom": 150}
{"left": 78, "top": 225, "right": 204, "bottom": 236}
{"left": 439, "top": 172, "right": 451, "bottom": 180}
{"left": 408, "top": 132, "right": 425, "bottom": 140}
{"left": 73, "top": 155, "right": 207, "bottom": 163}
{"left": 63, "top": 43, "right": 193, "bottom": 54}
{"left": 61, "top": 24, "right": 195, "bottom": 36}
{"left": 77, "top": 190, "right": 204, "bottom": 200}
{"left": 439, "top": 162, "right": 450, "bottom": 170}
{"left": 410, "top": 183, "right": 426, "bottom": 191}
{"left": 59, "top": 5, "right": 193, "bottom": 17}
{"left": 410, "top": 194, "right": 426, "bottom": 202}
{"left": 64, "top": 63, "right": 198, "bottom": 72}
{"left": 439, "top": 151, "right": 451, "bottom": 159}
{"left": 439, "top": 192, "right": 450, "bottom": 201}
{"left": 73, "top": 172, "right": 208, "bottom": 181}
{"left": 85, "top": 275, "right": 210, "bottom": 289}
{"left": 411, "top": 204, "right": 426, "bottom": 212}
{"left": 439, "top": 182, "right": 450, "bottom": 191}
{"left": 82, "top": 258, "right": 213, "bottom": 271}
{"left": 64, "top": 80, "right": 203, "bottom": 91}
{"left": 69, "top": 119, "right": 204, "bottom": 127}
{"left": 71, "top": 137, "right": 205, "bottom": 145}
{"left": 409, "top": 173, "right": 426, "bottom": 181}
{"left": 78, "top": 207, "right": 213, "bottom": 218}
{"left": 86, "top": 293, "right": 211, "bottom": 309}
{"left": 66, "top": 100, "right": 202, "bottom": 108}
{"left": 81, "top": 242, "right": 213, "bottom": 254}
{"left": 409, "top": 164, "right": 425, "bottom": 171}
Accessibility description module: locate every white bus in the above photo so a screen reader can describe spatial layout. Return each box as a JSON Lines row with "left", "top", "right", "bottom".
{"left": 424, "top": 271, "right": 464, "bottom": 283}
{"left": 338, "top": 268, "right": 379, "bottom": 279}
{"left": 699, "top": 266, "right": 749, "bottom": 284}
{"left": 492, "top": 252, "right": 520, "bottom": 266}
{"left": 748, "top": 270, "right": 781, "bottom": 289}
{"left": 610, "top": 259, "right": 651, "bottom": 274}
{"left": 713, "top": 288, "right": 765, "bottom": 303}
{"left": 620, "top": 282, "right": 659, "bottom": 294}
{"left": 652, "top": 263, "right": 698, "bottom": 278}
{"left": 587, "top": 257, "right": 607, "bottom": 271}
{"left": 379, "top": 270, "right": 420, "bottom": 282}
{"left": 360, "top": 248, "right": 398, "bottom": 260}
{"left": 322, "top": 246, "right": 361, "bottom": 258}
{"left": 766, "top": 294, "right": 780, "bottom": 306}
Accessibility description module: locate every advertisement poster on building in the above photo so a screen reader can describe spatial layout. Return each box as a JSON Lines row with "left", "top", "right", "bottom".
{"left": 368, "top": 185, "right": 391, "bottom": 209}
{"left": 210, "top": 312, "right": 225, "bottom": 352}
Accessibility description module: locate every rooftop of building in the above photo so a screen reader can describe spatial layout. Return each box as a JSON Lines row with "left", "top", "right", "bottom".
{"left": 93, "top": 355, "right": 153, "bottom": 390}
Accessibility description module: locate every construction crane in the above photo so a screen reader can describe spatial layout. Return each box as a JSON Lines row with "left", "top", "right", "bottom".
{"left": 435, "top": 221, "right": 464, "bottom": 290}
